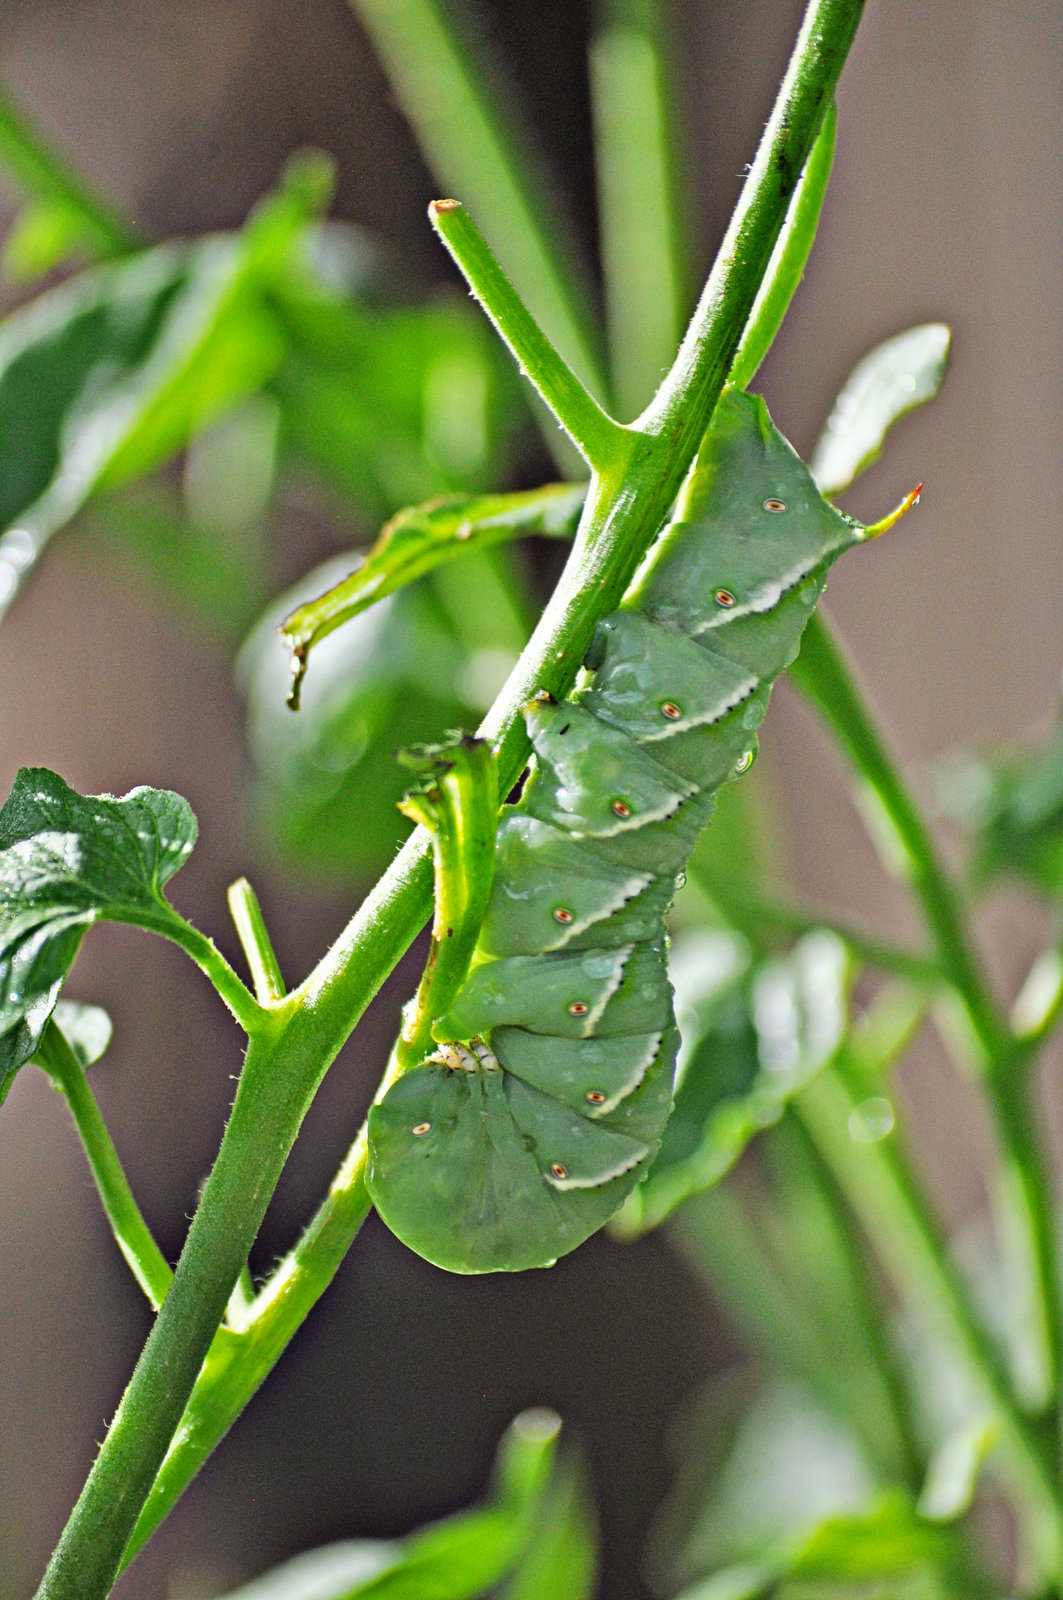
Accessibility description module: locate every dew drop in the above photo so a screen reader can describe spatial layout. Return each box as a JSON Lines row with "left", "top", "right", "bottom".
{"left": 848, "top": 1097, "right": 895, "bottom": 1143}
{"left": 734, "top": 749, "right": 754, "bottom": 774}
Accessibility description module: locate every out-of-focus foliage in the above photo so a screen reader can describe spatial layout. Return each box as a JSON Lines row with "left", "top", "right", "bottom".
{"left": 935, "top": 717, "right": 1063, "bottom": 898}
{"left": 213, "top": 1409, "right": 596, "bottom": 1600}
{"left": 810, "top": 325, "right": 951, "bottom": 498}
{"left": 616, "top": 931, "right": 849, "bottom": 1234}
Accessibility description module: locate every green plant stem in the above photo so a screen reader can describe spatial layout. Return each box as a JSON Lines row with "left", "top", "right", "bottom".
{"left": 791, "top": 609, "right": 1063, "bottom": 1416}
{"left": 35, "top": 1021, "right": 172, "bottom": 1313}
{"left": 636, "top": 1, "right": 862, "bottom": 449}
{"left": 429, "top": 200, "right": 627, "bottom": 471}
{"left": 590, "top": 0, "right": 688, "bottom": 416}
{"left": 729, "top": 100, "right": 836, "bottom": 392}
{"left": 36, "top": 7, "right": 868, "bottom": 1593}
{"left": 143, "top": 913, "right": 264, "bottom": 1033}
{"left": 0, "top": 80, "right": 139, "bottom": 258}
{"left": 123, "top": 1131, "right": 373, "bottom": 1564}
{"left": 227, "top": 877, "right": 286, "bottom": 1004}
{"left": 795, "top": 1062, "right": 1063, "bottom": 1571}
{"left": 777, "top": 1113, "right": 926, "bottom": 1486}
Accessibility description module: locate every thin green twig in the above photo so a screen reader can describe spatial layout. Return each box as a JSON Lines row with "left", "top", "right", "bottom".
{"left": 790, "top": 609, "right": 1063, "bottom": 1446}
{"left": 34, "top": 1021, "right": 172, "bottom": 1313}
{"left": 227, "top": 878, "right": 286, "bottom": 1005}
{"left": 429, "top": 200, "right": 628, "bottom": 470}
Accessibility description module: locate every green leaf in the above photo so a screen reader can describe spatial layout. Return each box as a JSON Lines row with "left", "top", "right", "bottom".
{"left": 239, "top": 556, "right": 518, "bottom": 885}
{"left": 281, "top": 482, "right": 584, "bottom": 707}
{"left": 810, "top": 324, "right": 951, "bottom": 497}
{"left": 617, "top": 931, "right": 849, "bottom": 1232}
{"left": 269, "top": 275, "right": 522, "bottom": 522}
{"left": 215, "top": 1410, "right": 568, "bottom": 1600}
{"left": 0, "top": 768, "right": 196, "bottom": 1101}
{"left": 0, "top": 156, "right": 327, "bottom": 620}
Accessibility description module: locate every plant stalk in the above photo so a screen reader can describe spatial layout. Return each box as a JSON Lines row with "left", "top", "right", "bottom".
{"left": 791, "top": 610, "right": 1063, "bottom": 1439}
{"left": 35, "top": 1021, "right": 172, "bottom": 1313}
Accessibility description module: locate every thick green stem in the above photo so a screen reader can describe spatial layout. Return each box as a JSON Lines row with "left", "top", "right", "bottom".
{"left": 35, "top": 6, "right": 869, "bottom": 1592}
{"left": 122, "top": 1132, "right": 373, "bottom": 1564}
{"left": 35, "top": 1021, "right": 172, "bottom": 1313}
{"left": 791, "top": 610, "right": 1063, "bottom": 1416}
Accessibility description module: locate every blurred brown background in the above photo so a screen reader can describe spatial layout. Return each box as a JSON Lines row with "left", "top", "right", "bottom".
{"left": 1, "top": 1, "right": 1061, "bottom": 1596}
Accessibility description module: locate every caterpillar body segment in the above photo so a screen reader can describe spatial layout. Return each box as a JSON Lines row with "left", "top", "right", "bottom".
{"left": 367, "top": 388, "right": 869, "bottom": 1273}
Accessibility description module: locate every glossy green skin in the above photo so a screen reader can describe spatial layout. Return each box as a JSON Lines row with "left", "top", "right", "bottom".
{"left": 368, "top": 388, "right": 862, "bottom": 1272}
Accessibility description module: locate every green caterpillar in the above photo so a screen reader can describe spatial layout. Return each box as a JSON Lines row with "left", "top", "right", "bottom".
{"left": 366, "top": 386, "right": 894, "bottom": 1274}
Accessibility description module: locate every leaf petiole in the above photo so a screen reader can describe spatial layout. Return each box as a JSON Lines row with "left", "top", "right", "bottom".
{"left": 35, "top": 1019, "right": 172, "bottom": 1313}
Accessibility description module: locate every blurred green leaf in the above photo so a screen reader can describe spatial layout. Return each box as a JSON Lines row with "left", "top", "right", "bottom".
{"left": 0, "top": 156, "right": 327, "bottom": 621}
{"left": 618, "top": 930, "right": 849, "bottom": 1232}
{"left": 934, "top": 721, "right": 1063, "bottom": 897}
{"left": 282, "top": 481, "right": 583, "bottom": 707}
{"left": 810, "top": 325, "right": 950, "bottom": 498}
{"left": 917, "top": 1416, "right": 1000, "bottom": 1523}
{"left": 268, "top": 267, "right": 523, "bottom": 522}
{"left": 0, "top": 79, "right": 137, "bottom": 261}
{"left": 0, "top": 768, "right": 195, "bottom": 1101}
{"left": 1, "top": 195, "right": 96, "bottom": 282}
{"left": 239, "top": 558, "right": 503, "bottom": 883}
{"left": 216, "top": 1410, "right": 575, "bottom": 1600}
{"left": 667, "top": 1379, "right": 877, "bottom": 1588}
